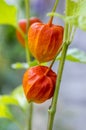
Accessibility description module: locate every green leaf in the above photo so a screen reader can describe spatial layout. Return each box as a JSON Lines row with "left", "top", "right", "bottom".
{"left": 0, "top": 95, "right": 19, "bottom": 105}
{"left": 11, "top": 86, "right": 28, "bottom": 110}
{"left": 11, "top": 62, "right": 29, "bottom": 69}
{"left": 30, "top": 60, "right": 39, "bottom": 66}
{"left": 11, "top": 60, "right": 38, "bottom": 69}
{"left": 47, "top": 12, "right": 64, "bottom": 20}
{"left": 0, "top": 86, "right": 28, "bottom": 110}
{"left": 65, "top": 0, "right": 86, "bottom": 30}
{"left": 78, "top": 15, "right": 86, "bottom": 31}
{"left": 0, "top": 0, "right": 17, "bottom": 27}
{"left": 56, "top": 48, "right": 86, "bottom": 63}
{"left": 68, "top": 0, "right": 79, "bottom": 16}
{"left": 0, "top": 105, "right": 13, "bottom": 119}
{"left": 11, "top": 60, "right": 47, "bottom": 69}
{"left": 48, "top": 0, "right": 86, "bottom": 31}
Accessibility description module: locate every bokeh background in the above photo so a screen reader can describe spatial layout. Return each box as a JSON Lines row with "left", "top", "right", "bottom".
{"left": 0, "top": 0, "right": 86, "bottom": 130}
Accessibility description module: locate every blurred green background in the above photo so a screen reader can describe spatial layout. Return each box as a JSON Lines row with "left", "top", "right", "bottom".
{"left": 0, "top": 0, "right": 86, "bottom": 130}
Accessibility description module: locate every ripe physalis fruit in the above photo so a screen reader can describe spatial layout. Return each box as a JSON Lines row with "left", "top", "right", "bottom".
{"left": 23, "top": 66, "right": 57, "bottom": 103}
{"left": 28, "top": 22, "right": 64, "bottom": 62}
{"left": 16, "top": 17, "right": 42, "bottom": 46}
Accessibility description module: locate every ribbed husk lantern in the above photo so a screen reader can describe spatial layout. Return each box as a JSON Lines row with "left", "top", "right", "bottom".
{"left": 23, "top": 66, "right": 57, "bottom": 103}
{"left": 28, "top": 22, "right": 64, "bottom": 62}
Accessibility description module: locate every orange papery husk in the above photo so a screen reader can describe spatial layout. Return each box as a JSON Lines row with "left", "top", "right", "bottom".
{"left": 28, "top": 22, "right": 64, "bottom": 62}
{"left": 23, "top": 66, "right": 57, "bottom": 103}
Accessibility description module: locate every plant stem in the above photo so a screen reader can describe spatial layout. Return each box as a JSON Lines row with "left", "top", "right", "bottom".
{"left": 48, "top": 0, "right": 59, "bottom": 25}
{"left": 25, "top": 0, "right": 30, "bottom": 32}
{"left": 49, "top": 43, "right": 62, "bottom": 70}
{"left": 25, "top": 37, "right": 31, "bottom": 65}
{"left": 52, "top": 0, "right": 59, "bottom": 12}
{"left": 25, "top": 0, "right": 31, "bottom": 65}
{"left": 47, "top": 0, "right": 70, "bottom": 130}
{"left": 24, "top": 1, "right": 33, "bottom": 130}
{"left": 45, "top": 45, "right": 62, "bottom": 75}
{"left": 47, "top": 42, "right": 69, "bottom": 130}
{"left": 27, "top": 102, "right": 33, "bottom": 130}
{"left": 63, "top": 0, "right": 70, "bottom": 42}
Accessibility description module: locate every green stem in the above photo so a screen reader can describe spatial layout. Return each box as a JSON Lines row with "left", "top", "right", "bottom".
{"left": 49, "top": 43, "right": 62, "bottom": 70}
{"left": 63, "top": 0, "right": 70, "bottom": 42}
{"left": 52, "top": 0, "right": 59, "bottom": 12}
{"left": 48, "top": 0, "right": 59, "bottom": 25}
{"left": 27, "top": 102, "right": 33, "bottom": 130}
{"left": 70, "top": 26, "right": 76, "bottom": 41}
{"left": 25, "top": 37, "right": 31, "bottom": 65}
{"left": 25, "top": 0, "right": 31, "bottom": 65}
{"left": 24, "top": 1, "right": 33, "bottom": 130}
{"left": 25, "top": 0, "right": 30, "bottom": 32}
{"left": 47, "top": 42, "right": 69, "bottom": 130}
{"left": 47, "top": 0, "right": 70, "bottom": 130}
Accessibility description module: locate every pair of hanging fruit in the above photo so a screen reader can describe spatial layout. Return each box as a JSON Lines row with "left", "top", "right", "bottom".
{"left": 17, "top": 16, "right": 64, "bottom": 103}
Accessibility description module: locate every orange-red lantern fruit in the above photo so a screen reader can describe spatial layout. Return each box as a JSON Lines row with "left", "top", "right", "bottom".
{"left": 23, "top": 66, "right": 57, "bottom": 103}
{"left": 28, "top": 22, "right": 64, "bottom": 62}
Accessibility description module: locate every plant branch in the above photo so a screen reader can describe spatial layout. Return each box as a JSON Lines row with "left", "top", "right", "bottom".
{"left": 52, "top": 0, "right": 59, "bottom": 12}
{"left": 47, "top": 42, "right": 69, "bottom": 130}
{"left": 25, "top": 0, "right": 30, "bottom": 32}
{"left": 45, "top": 45, "right": 62, "bottom": 76}
{"left": 27, "top": 102, "right": 33, "bottom": 130}
{"left": 25, "top": 0, "right": 31, "bottom": 64}
{"left": 47, "top": 0, "right": 71, "bottom": 130}
{"left": 48, "top": 0, "right": 59, "bottom": 25}
{"left": 24, "top": 1, "right": 33, "bottom": 130}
